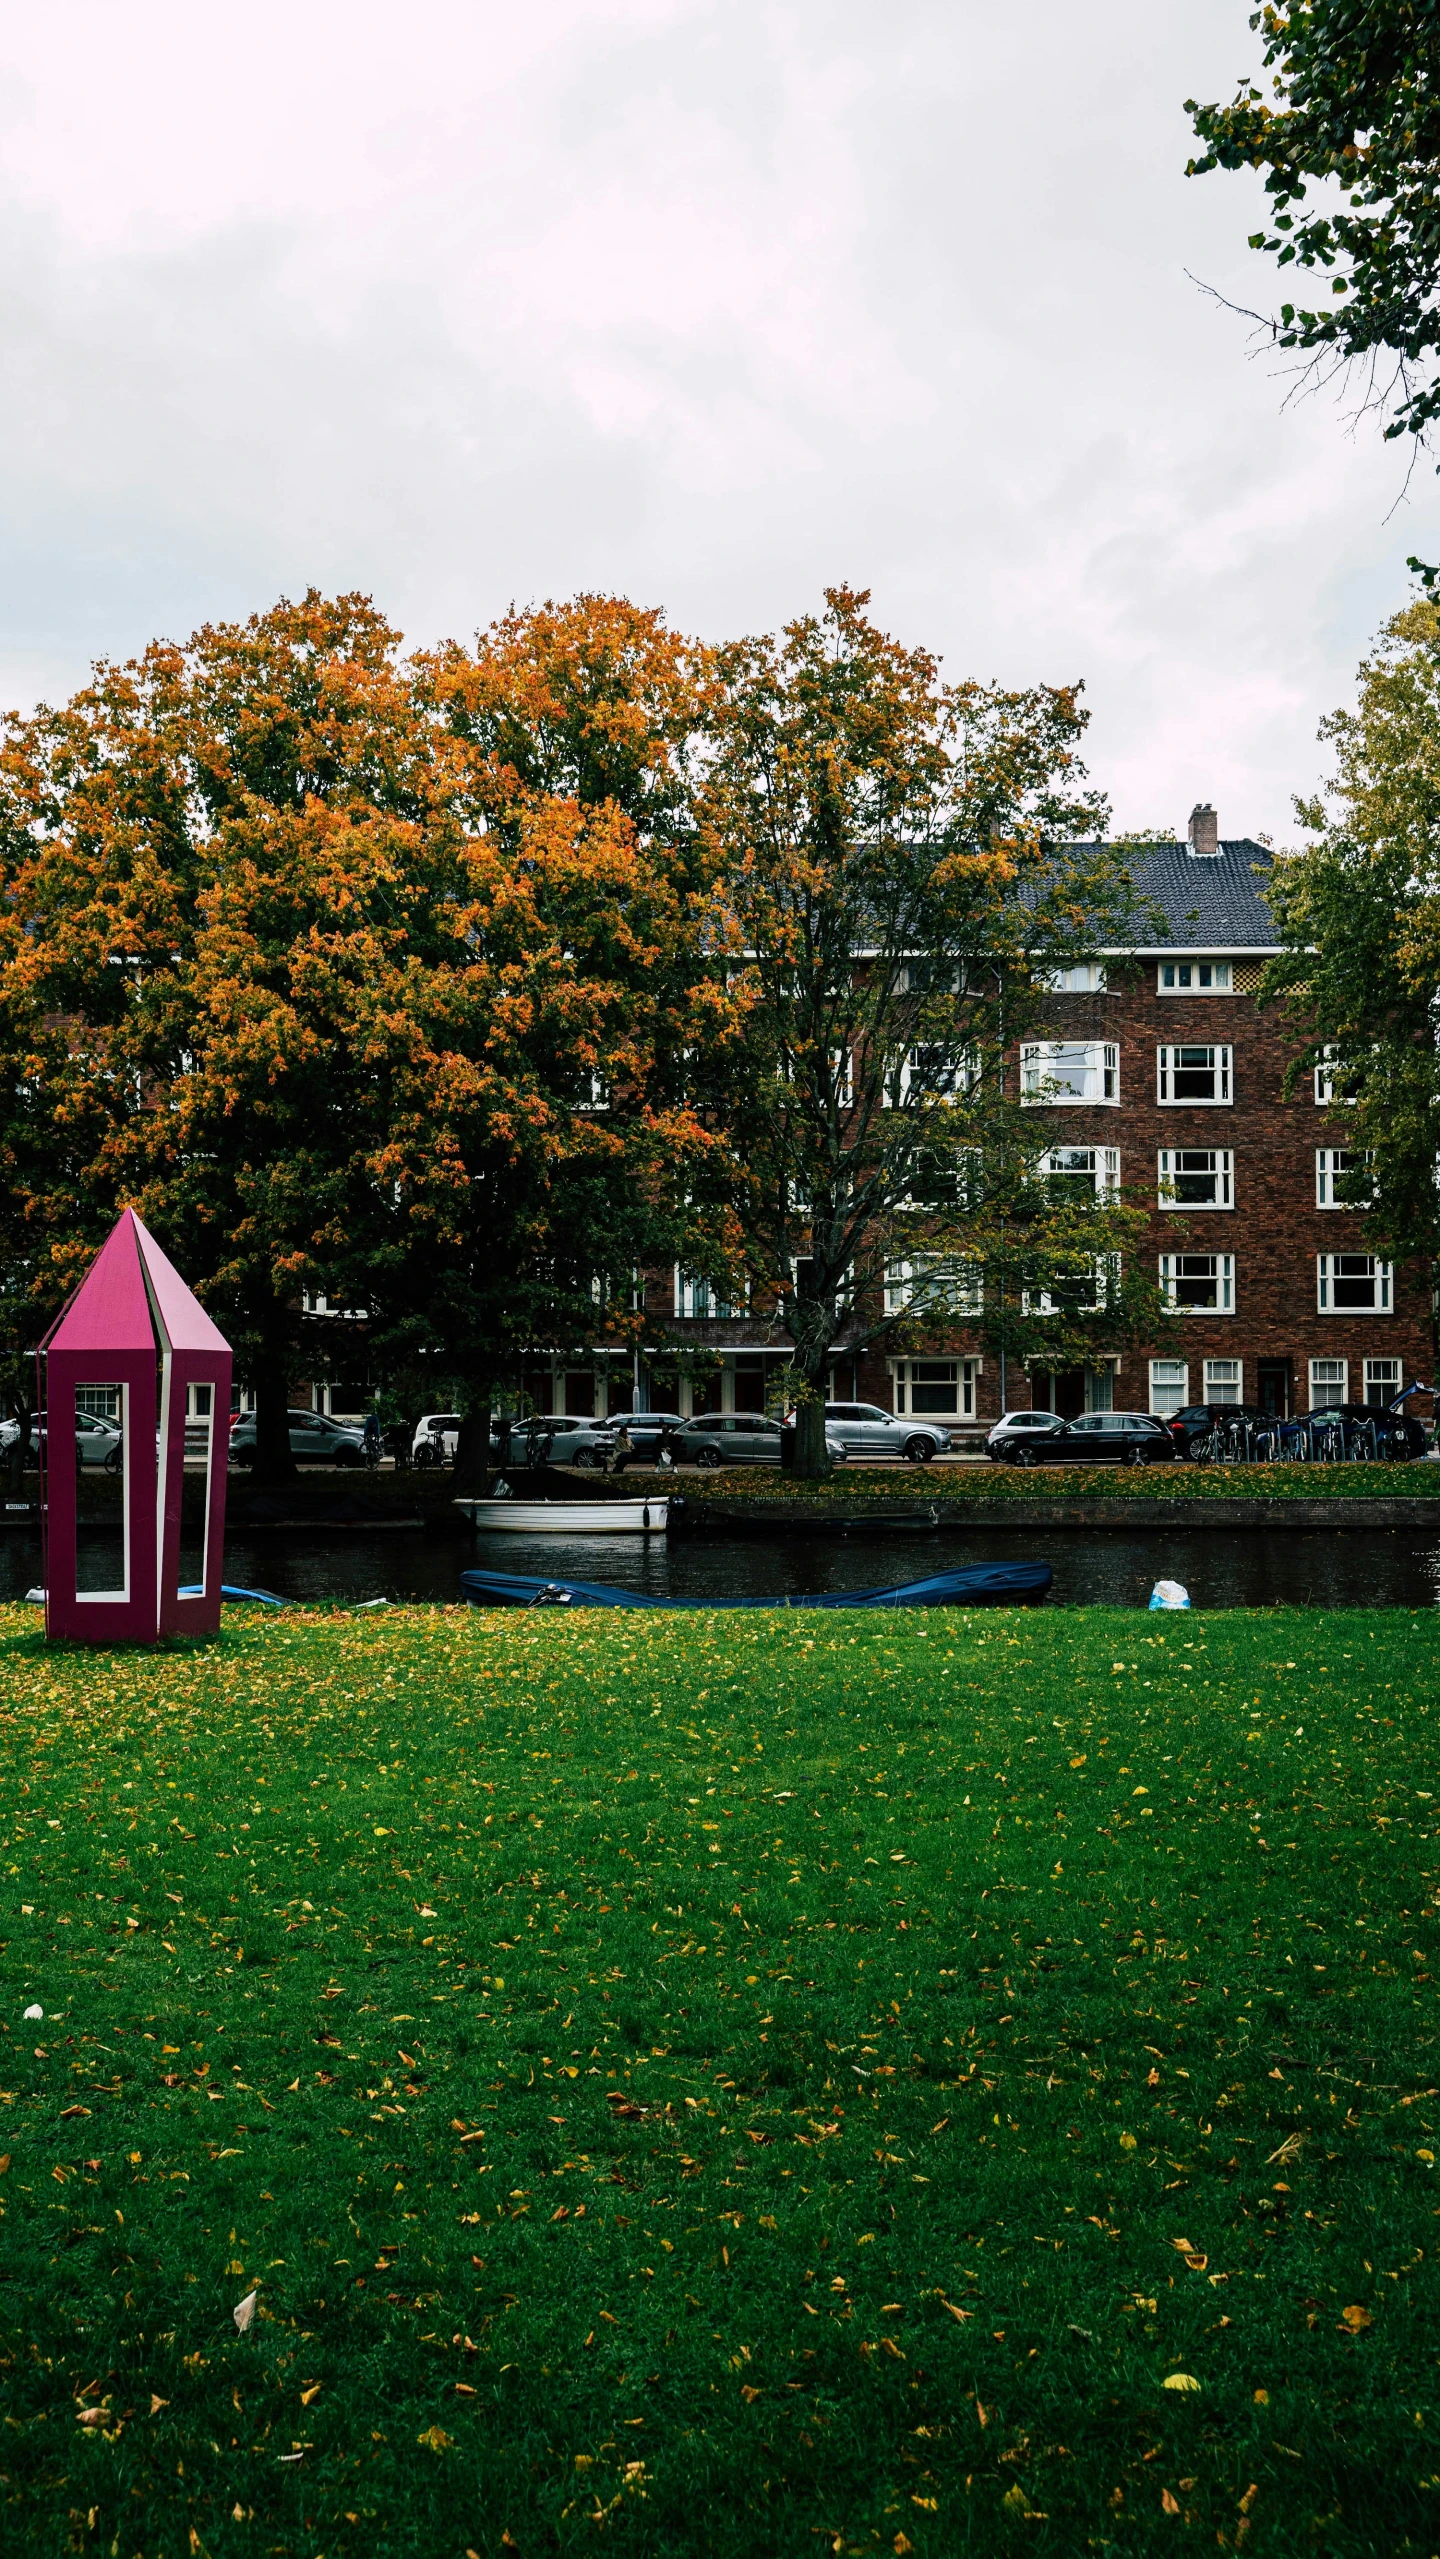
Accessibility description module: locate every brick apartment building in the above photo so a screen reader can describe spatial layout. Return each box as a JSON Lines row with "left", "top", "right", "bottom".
{"left": 564, "top": 806, "right": 1428, "bottom": 1434}
{"left": 298, "top": 807, "right": 1433, "bottom": 1436}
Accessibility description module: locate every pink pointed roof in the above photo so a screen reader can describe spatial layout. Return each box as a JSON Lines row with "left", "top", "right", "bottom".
{"left": 132, "top": 1214, "right": 229, "bottom": 1354}
{"left": 42, "top": 1209, "right": 230, "bottom": 1357}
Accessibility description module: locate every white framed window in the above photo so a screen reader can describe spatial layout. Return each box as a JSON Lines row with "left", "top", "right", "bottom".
{"left": 1315, "top": 1147, "right": 1373, "bottom": 1207}
{"left": 1159, "top": 1252, "right": 1235, "bottom": 1314}
{"left": 1039, "top": 1145, "right": 1120, "bottom": 1198}
{"left": 1157, "top": 1147, "right": 1232, "bottom": 1209}
{"left": 1042, "top": 961, "right": 1107, "bottom": 993}
{"left": 1020, "top": 1041, "right": 1118, "bottom": 1105}
{"left": 1317, "top": 1253, "right": 1391, "bottom": 1313}
{"left": 1309, "top": 1356, "right": 1348, "bottom": 1411}
{"left": 902, "top": 961, "right": 965, "bottom": 996}
{"left": 1148, "top": 1357, "right": 1189, "bottom": 1416}
{"left": 674, "top": 1270, "right": 744, "bottom": 1319}
{"left": 1314, "top": 1045, "right": 1359, "bottom": 1106}
{"left": 301, "top": 1290, "right": 370, "bottom": 1319}
{"left": 895, "top": 1145, "right": 979, "bottom": 1211}
{"left": 1364, "top": 1356, "right": 1402, "bottom": 1408}
{"left": 1023, "top": 1256, "right": 1119, "bottom": 1317}
{"left": 1157, "top": 1044, "right": 1232, "bottom": 1105}
{"left": 1204, "top": 1357, "right": 1243, "bottom": 1405}
{"left": 75, "top": 1384, "right": 121, "bottom": 1421}
{"left": 888, "top": 1044, "right": 979, "bottom": 1105}
{"left": 883, "top": 1257, "right": 983, "bottom": 1317}
{"left": 1158, "top": 959, "right": 1232, "bottom": 994}
{"left": 890, "top": 1357, "right": 979, "bottom": 1418}
{"left": 590, "top": 1269, "right": 644, "bottom": 1312}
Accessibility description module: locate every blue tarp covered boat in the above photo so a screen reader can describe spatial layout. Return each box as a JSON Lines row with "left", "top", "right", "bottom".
{"left": 459, "top": 1560, "right": 1051, "bottom": 1610}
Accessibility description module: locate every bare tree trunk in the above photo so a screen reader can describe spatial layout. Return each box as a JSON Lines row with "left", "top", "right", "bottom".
{"left": 788, "top": 1396, "right": 833, "bottom": 1480}
{"left": 253, "top": 1356, "right": 297, "bottom": 1484}
{"left": 453, "top": 1404, "right": 491, "bottom": 1495}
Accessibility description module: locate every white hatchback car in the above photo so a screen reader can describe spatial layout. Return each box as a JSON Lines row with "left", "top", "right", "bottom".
{"left": 412, "top": 1411, "right": 461, "bottom": 1463}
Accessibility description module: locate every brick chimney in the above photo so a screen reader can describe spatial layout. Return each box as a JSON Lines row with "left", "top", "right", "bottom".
{"left": 1187, "top": 802, "right": 1219, "bottom": 857}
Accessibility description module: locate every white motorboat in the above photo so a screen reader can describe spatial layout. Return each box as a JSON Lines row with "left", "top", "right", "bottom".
{"left": 456, "top": 1495, "right": 668, "bottom": 1535}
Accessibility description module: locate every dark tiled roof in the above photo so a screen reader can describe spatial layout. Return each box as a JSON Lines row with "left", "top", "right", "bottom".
{"left": 1091, "top": 840, "right": 1278, "bottom": 949}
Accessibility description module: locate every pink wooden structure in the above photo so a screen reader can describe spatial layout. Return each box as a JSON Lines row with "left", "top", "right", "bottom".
{"left": 39, "top": 1211, "right": 232, "bottom": 1642}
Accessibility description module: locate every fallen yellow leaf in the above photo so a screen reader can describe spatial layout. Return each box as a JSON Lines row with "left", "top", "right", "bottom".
{"left": 1162, "top": 2372, "right": 1200, "bottom": 2393}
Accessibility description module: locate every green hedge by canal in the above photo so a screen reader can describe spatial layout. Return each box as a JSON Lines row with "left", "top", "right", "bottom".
{"left": 676, "top": 1460, "right": 1440, "bottom": 1508}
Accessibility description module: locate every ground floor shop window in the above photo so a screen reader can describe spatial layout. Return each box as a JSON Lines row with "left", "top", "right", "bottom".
{"left": 890, "top": 1359, "right": 977, "bottom": 1417}
{"left": 1317, "top": 1254, "right": 1391, "bottom": 1313}
{"left": 1309, "top": 1357, "right": 1347, "bottom": 1411}
{"left": 1148, "top": 1358, "right": 1188, "bottom": 1415}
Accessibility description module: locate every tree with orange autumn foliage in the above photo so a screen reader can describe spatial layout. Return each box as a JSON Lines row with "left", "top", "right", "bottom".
{"left": 0, "top": 592, "right": 729, "bottom": 1484}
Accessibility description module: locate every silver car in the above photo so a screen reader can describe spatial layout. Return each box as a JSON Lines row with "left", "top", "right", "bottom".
{"left": 511, "top": 1415, "right": 620, "bottom": 1470}
{"left": 671, "top": 1411, "right": 848, "bottom": 1470}
{"left": 822, "top": 1402, "right": 954, "bottom": 1463}
{"left": 30, "top": 1414, "right": 124, "bottom": 1470}
{"left": 229, "top": 1409, "right": 367, "bottom": 1467}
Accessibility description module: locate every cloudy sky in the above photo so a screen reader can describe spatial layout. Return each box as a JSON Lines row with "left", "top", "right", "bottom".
{"left": 0, "top": 1, "right": 1428, "bottom": 840}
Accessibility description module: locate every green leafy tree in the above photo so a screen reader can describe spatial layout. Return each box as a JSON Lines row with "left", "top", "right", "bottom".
{"left": 1264, "top": 592, "right": 1440, "bottom": 1279}
{"left": 1187, "top": 3, "right": 1440, "bottom": 455}
{"left": 692, "top": 586, "right": 1160, "bottom": 1476}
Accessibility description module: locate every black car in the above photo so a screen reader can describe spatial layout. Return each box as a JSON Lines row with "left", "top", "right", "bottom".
{"left": 986, "top": 1410, "right": 1179, "bottom": 1467}
{"left": 1166, "top": 1402, "right": 1270, "bottom": 1460}
{"left": 1307, "top": 1401, "right": 1427, "bottom": 1459}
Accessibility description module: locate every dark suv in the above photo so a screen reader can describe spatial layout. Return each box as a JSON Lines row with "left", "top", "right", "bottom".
{"left": 1167, "top": 1403, "right": 1269, "bottom": 1460}
{"left": 1307, "top": 1401, "right": 1427, "bottom": 1459}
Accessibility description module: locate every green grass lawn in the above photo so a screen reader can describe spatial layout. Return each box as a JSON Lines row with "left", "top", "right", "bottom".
{"left": 1, "top": 1601, "right": 1437, "bottom": 2559}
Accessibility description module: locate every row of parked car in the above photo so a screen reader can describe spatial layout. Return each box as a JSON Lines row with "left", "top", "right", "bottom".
{"left": 9, "top": 1393, "right": 1426, "bottom": 1476}
{"left": 479, "top": 1403, "right": 960, "bottom": 1470}
{"left": 984, "top": 1399, "right": 1429, "bottom": 1466}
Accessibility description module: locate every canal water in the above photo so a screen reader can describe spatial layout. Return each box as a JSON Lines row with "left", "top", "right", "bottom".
{"left": 4, "top": 1520, "right": 1440, "bottom": 1608}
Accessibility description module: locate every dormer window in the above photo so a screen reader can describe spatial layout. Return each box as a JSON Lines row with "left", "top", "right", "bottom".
{"left": 1159, "top": 959, "right": 1231, "bottom": 993}
{"left": 1042, "top": 961, "right": 1107, "bottom": 993}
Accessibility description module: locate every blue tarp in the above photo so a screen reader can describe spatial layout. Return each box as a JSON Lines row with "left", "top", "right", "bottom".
{"left": 459, "top": 1560, "right": 1051, "bottom": 1610}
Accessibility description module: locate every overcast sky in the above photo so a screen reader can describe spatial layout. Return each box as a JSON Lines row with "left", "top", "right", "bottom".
{"left": 0, "top": 0, "right": 1428, "bottom": 841}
